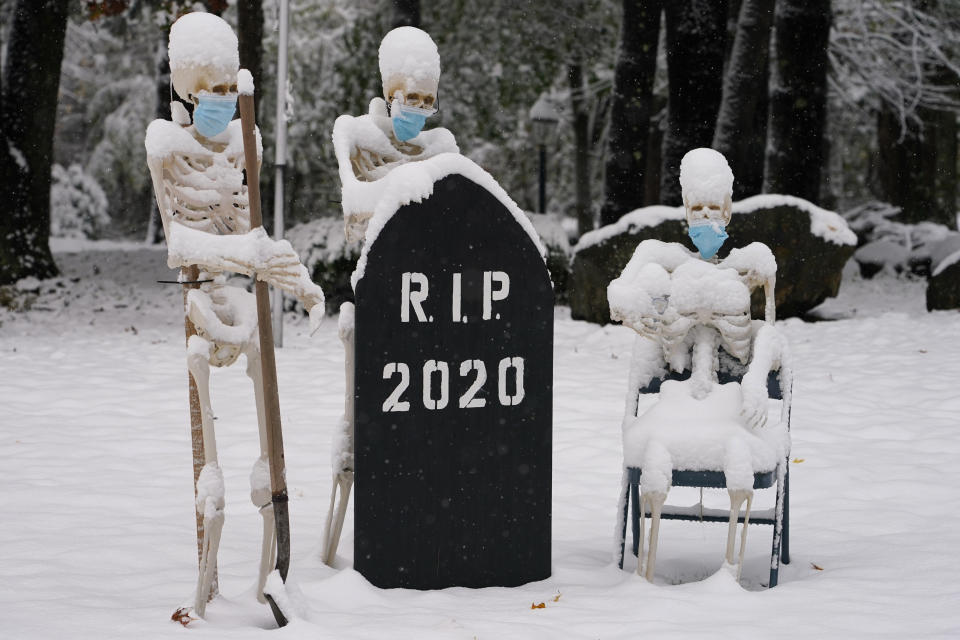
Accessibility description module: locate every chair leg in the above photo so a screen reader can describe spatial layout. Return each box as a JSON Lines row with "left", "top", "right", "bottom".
{"left": 631, "top": 483, "right": 641, "bottom": 558}
{"left": 617, "top": 468, "right": 629, "bottom": 569}
{"left": 782, "top": 466, "right": 791, "bottom": 565}
{"left": 769, "top": 461, "right": 787, "bottom": 588}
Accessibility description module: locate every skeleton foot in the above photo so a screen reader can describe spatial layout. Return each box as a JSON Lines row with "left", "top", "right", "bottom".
{"left": 194, "top": 463, "right": 225, "bottom": 617}
{"left": 321, "top": 470, "right": 354, "bottom": 566}
{"left": 726, "top": 488, "right": 753, "bottom": 581}
{"left": 637, "top": 490, "right": 667, "bottom": 582}
{"left": 250, "top": 455, "right": 276, "bottom": 603}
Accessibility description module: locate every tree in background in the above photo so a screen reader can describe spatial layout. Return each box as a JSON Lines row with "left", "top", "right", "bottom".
{"left": 830, "top": 0, "right": 959, "bottom": 228}
{"left": 0, "top": 0, "right": 71, "bottom": 285}
{"left": 764, "top": 0, "right": 831, "bottom": 204}
{"left": 712, "top": 0, "right": 774, "bottom": 200}
{"left": 660, "top": 0, "right": 728, "bottom": 206}
{"left": 600, "top": 0, "right": 662, "bottom": 226}
{"left": 392, "top": 0, "right": 419, "bottom": 28}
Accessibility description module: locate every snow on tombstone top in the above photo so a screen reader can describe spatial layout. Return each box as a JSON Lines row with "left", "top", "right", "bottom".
{"left": 679, "top": 147, "right": 734, "bottom": 207}
{"left": 168, "top": 12, "right": 239, "bottom": 102}
{"left": 378, "top": 26, "right": 441, "bottom": 100}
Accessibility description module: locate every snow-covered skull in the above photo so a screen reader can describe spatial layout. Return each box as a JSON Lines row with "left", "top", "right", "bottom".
{"left": 379, "top": 26, "right": 440, "bottom": 111}
{"left": 679, "top": 148, "right": 734, "bottom": 227}
{"left": 169, "top": 12, "right": 239, "bottom": 106}
{"left": 680, "top": 148, "right": 734, "bottom": 260}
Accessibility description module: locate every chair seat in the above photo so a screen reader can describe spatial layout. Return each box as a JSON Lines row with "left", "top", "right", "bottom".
{"left": 626, "top": 467, "right": 775, "bottom": 490}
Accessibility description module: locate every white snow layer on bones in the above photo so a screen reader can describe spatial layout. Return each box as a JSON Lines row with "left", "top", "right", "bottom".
{"left": 186, "top": 283, "right": 258, "bottom": 346}
{"left": 145, "top": 119, "right": 261, "bottom": 162}
{"left": 378, "top": 26, "right": 441, "bottom": 85}
{"left": 576, "top": 194, "right": 857, "bottom": 254}
{"left": 167, "top": 224, "right": 324, "bottom": 308}
{"left": 348, "top": 153, "right": 548, "bottom": 289}
{"left": 679, "top": 148, "right": 734, "bottom": 206}
{"left": 168, "top": 12, "right": 238, "bottom": 73}
{"left": 332, "top": 113, "right": 459, "bottom": 185}
{"left": 607, "top": 240, "right": 775, "bottom": 327}
{"left": 623, "top": 379, "right": 786, "bottom": 492}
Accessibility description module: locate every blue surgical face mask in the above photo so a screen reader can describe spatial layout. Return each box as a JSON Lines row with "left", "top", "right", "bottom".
{"left": 391, "top": 99, "right": 434, "bottom": 141}
{"left": 193, "top": 92, "right": 238, "bottom": 138}
{"left": 688, "top": 220, "right": 729, "bottom": 259}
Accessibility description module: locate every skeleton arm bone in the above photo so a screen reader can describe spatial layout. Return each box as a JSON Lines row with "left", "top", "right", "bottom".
{"left": 168, "top": 224, "right": 325, "bottom": 328}
{"left": 739, "top": 323, "right": 792, "bottom": 430}
{"left": 623, "top": 335, "right": 668, "bottom": 422}
{"left": 719, "top": 243, "right": 778, "bottom": 322}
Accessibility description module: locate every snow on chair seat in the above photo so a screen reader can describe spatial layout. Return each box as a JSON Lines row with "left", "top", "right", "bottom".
{"left": 617, "top": 360, "right": 793, "bottom": 587}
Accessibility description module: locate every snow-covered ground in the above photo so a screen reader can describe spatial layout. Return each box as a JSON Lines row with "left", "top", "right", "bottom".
{"left": 2, "top": 242, "right": 959, "bottom": 638}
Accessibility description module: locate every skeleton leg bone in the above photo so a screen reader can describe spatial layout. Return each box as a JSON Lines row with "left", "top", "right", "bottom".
{"left": 726, "top": 488, "right": 753, "bottom": 581}
{"left": 322, "top": 305, "right": 356, "bottom": 566}
{"left": 246, "top": 348, "right": 276, "bottom": 603}
{"left": 187, "top": 337, "right": 223, "bottom": 616}
{"left": 637, "top": 490, "right": 667, "bottom": 582}
{"left": 321, "top": 469, "right": 353, "bottom": 565}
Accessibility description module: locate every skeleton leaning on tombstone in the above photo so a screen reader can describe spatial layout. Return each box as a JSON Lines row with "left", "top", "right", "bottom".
{"left": 145, "top": 12, "right": 324, "bottom": 615}
{"left": 608, "top": 148, "right": 791, "bottom": 581}
{"left": 320, "top": 26, "right": 457, "bottom": 565}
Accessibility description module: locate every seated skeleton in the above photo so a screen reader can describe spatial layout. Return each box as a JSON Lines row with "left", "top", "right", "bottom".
{"left": 608, "top": 148, "right": 790, "bottom": 583}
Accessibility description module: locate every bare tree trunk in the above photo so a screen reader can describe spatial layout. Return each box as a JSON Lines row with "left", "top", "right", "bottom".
{"left": 392, "top": 0, "right": 421, "bottom": 28}
{"left": 660, "top": 0, "right": 728, "bottom": 206}
{"left": 712, "top": 0, "right": 774, "bottom": 200}
{"left": 568, "top": 60, "right": 593, "bottom": 236}
{"left": 600, "top": 0, "right": 662, "bottom": 226}
{"left": 237, "top": 0, "right": 263, "bottom": 104}
{"left": 0, "top": 0, "right": 70, "bottom": 285}
{"left": 763, "top": 0, "right": 831, "bottom": 203}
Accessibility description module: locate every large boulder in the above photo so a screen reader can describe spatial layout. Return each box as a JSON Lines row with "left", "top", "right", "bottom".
{"left": 569, "top": 195, "right": 857, "bottom": 324}
{"left": 926, "top": 236, "right": 960, "bottom": 311}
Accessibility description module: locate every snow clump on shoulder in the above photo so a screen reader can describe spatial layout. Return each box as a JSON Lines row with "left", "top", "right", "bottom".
{"left": 378, "top": 27, "right": 441, "bottom": 85}
{"left": 679, "top": 148, "right": 734, "bottom": 204}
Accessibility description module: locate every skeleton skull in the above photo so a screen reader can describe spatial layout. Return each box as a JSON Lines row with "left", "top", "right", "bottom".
{"left": 679, "top": 148, "right": 734, "bottom": 228}
{"left": 169, "top": 12, "right": 239, "bottom": 105}
{"left": 379, "top": 26, "right": 441, "bottom": 111}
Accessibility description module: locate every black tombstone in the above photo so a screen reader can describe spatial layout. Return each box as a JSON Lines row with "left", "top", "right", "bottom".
{"left": 353, "top": 173, "right": 553, "bottom": 589}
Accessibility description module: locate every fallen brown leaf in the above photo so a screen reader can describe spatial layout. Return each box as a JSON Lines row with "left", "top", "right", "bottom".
{"left": 552, "top": 593, "right": 562, "bottom": 602}
{"left": 811, "top": 563, "right": 824, "bottom": 571}
{"left": 531, "top": 602, "right": 545, "bottom": 609}
{"left": 171, "top": 607, "right": 195, "bottom": 626}
{"left": 792, "top": 458, "right": 805, "bottom": 464}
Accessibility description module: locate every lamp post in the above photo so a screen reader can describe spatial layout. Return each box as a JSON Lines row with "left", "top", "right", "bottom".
{"left": 529, "top": 95, "right": 559, "bottom": 214}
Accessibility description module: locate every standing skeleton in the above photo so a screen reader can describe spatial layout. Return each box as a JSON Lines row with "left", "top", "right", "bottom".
{"left": 320, "top": 27, "right": 456, "bottom": 565}
{"left": 145, "top": 12, "right": 323, "bottom": 616}
{"left": 609, "top": 148, "right": 789, "bottom": 582}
